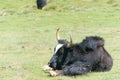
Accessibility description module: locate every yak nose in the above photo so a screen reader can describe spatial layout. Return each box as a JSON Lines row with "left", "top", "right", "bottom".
{"left": 48, "top": 62, "right": 57, "bottom": 69}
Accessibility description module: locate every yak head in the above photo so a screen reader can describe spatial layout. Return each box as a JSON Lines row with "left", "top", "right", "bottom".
{"left": 48, "top": 28, "right": 73, "bottom": 70}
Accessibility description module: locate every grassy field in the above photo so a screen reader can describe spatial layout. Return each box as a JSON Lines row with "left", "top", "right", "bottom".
{"left": 0, "top": 0, "right": 120, "bottom": 80}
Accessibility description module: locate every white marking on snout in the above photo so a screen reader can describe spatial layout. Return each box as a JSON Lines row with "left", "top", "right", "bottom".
{"left": 54, "top": 44, "right": 64, "bottom": 54}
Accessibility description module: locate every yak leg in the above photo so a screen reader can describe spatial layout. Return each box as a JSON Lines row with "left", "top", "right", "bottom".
{"left": 61, "top": 61, "right": 92, "bottom": 76}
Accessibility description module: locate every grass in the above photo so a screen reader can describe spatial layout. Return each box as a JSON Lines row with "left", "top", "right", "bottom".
{"left": 0, "top": 0, "right": 120, "bottom": 80}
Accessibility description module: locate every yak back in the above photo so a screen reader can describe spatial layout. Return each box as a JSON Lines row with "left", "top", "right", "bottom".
{"left": 78, "top": 36, "right": 104, "bottom": 53}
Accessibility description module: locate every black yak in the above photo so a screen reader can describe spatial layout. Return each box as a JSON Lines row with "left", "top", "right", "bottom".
{"left": 36, "top": 0, "right": 47, "bottom": 9}
{"left": 43, "top": 28, "right": 113, "bottom": 76}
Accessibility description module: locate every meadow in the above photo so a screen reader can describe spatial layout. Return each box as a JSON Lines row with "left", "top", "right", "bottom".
{"left": 0, "top": 0, "right": 120, "bottom": 80}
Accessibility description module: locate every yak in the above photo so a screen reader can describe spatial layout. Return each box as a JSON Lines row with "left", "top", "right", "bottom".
{"left": 43, "top": 28, "right": 113, "bottom": 76}
{"left": 36, "top": 0, "right": 47, "bottom": 9}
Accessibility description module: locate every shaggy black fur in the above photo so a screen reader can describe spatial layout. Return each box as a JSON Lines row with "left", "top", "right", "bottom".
{"left": 79, "top": 36, "right": 104, "bottom": 53}
{"left": 62, "top": 61, "right": 92, "bottom": 75}
{"left": 48, "top": 36, "right": 113, "bottom": 76}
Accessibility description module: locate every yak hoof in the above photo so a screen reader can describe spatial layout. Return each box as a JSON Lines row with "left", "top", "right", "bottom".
{"left": 43, "top": 65, "right": 52, "bottom": 71}
{"left": 49, "top": 70, "right": 63, "bottom": 76}
{"left": 49, "top": 71, "right": 58, "bottom": 76}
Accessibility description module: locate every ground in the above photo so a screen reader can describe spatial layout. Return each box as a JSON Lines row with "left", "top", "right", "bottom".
{"left": 0, "top": 0, "right": 120, "bottom": 80}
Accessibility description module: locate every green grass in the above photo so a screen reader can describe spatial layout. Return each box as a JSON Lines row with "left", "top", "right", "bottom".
{"left": 0, "top": 0, "right": 120, "bottom": 80}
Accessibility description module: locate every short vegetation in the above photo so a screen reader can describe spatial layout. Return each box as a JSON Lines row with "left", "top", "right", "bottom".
{"left": 0, "top": 0, "right": 120, "bottom": 80}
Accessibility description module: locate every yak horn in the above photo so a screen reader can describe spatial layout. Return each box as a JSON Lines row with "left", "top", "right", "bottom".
{"left": 56, "top": 28, "right": 60, "bottom": 41}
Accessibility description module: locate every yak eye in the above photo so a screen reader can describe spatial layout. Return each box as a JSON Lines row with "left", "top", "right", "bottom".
{"left": 59, "top": 48, "right": 64, "bottom": 53}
